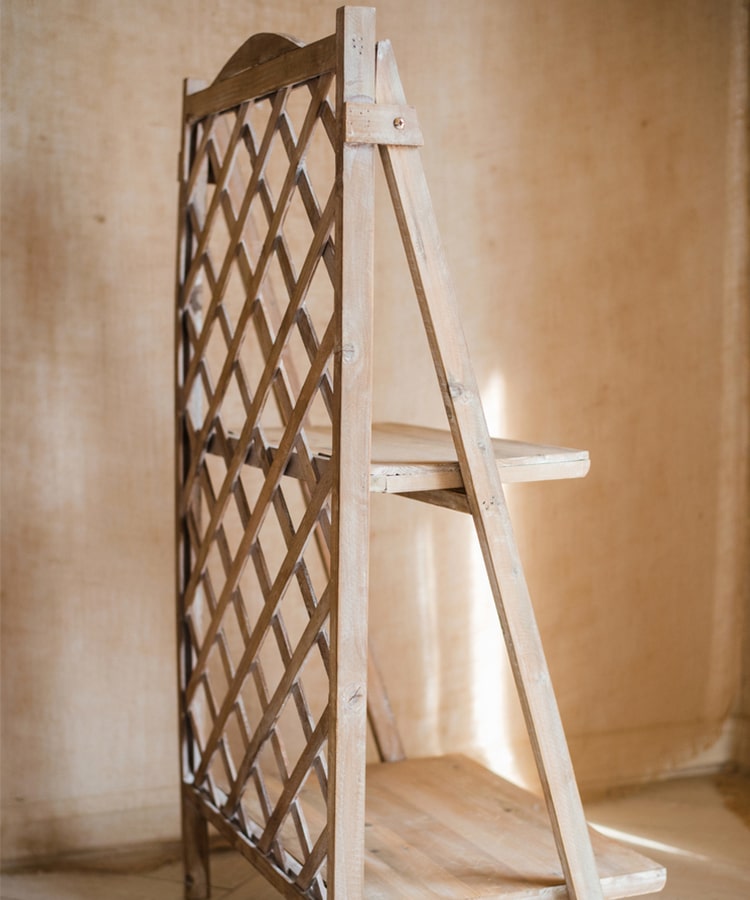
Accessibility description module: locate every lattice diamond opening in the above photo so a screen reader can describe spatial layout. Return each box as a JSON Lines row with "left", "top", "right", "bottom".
{"left": 177, "top": 66, "right": 338, "bottom": 897}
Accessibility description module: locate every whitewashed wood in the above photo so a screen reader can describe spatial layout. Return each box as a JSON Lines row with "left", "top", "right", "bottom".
{"left": 344, "top": 102, "right": 423, "bottom": 146}
{"left": 369, "top": 423, "right": 589, "bottom": 489}
{"left": 376, "top": 38, "right": 605, "bottom": 900}
{"left": 327, "top": 8, "right": 377, "bottom": 899}
{"left": 211, "top": 422, "right": 590, "bottom": 491}
{"left": 361, "top": 755, "right": 666, "bottom": 899}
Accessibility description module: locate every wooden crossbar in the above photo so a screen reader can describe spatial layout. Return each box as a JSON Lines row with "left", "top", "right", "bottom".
{"left": 185, "top": 34, "right": 337, "bottom": 122}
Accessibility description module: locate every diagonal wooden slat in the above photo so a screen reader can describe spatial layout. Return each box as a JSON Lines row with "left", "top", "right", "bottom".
{"left": 180, "top": 73, "right": 332, "bottom": 434}
{"left": 183, "top": 114, "right": 217, "bottom": 217}
{"left": 181, "top": 195, "right": 336, "bottom": 616}
{"left": 228, "top": 435, "right": 331, "bottom": 862}
{"left": 179, "top": 84, "right": 334, "bottom": 501}
{"left": 180, "top": 89, "right": 289, "bottom": 411}
{"left": 180, "top": 102, "right": 251, "bottom": 309}
{"left": 223, "top": 585, "right": 331, "bottom": 814}
{"left": 177, "top": 43, "right": 343, "bottom": 900}
{"left": 191, "top": 464, "right": 333, "bottom": 780}
{"left": 257, "top": 706, "right": 329, "bottom": 854}
{"left": 184, "top": 34, "right": 337, "bottom": 122}
{"left": 295, "top": 824, "right": 328, "bottom": 893}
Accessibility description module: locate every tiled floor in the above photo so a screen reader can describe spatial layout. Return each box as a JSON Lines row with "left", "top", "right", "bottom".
{"left": 2, "top": 772, "right": 749, "bottom": 899}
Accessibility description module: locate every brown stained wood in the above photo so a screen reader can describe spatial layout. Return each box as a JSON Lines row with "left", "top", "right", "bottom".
{"left": 179, "top": 90, "right": 288, "bottom": 443}
{"left": 400, "top": 488, "right": 471, "bottom": 514}
{"left": 180, "top": 190, "right": 336, "bottom": 615}
{"left": 181, "top": 789, "right": 211, "bottom": 900}
{"left": 327, "top": 7, "right": 377, "bottom": 900}
{"left": 296, "top": 827, "right": 329, "bottom": 893}
{"left": 224, "top": 590, "right": 332, "bottom": 813}
{"left": 176, "top": 77, "right": 211, "bottom": 900}
{"left": 199, "top": 456, "right": 321, "bottom": 876}
{"left": 210, "top": 113, "right": 336, "bottom": 602}
{"left": 204, "top": 129, "right": 402, "bottom": 770}
{"left": 215, "top": 33, "right": 305, "bottom": 82}
{"left": 179, "top": 33, "right": 344, "bottom": 879}
{"left": 185, "top": 34, "right": 337, "bottom": 122}
{"left": 376, "top": 38, "right": 604, "bottom": 899}
{"left": 191, "top": 466, "right": 333, "bottom": 780}
{"left": 194, "top": 326, "right": 334, "bottom": 629}
{"left": 186, "top": 787, "right": 307, "bottom": 900}
{"left": 258, "top": 710, "right": 330, "bottom": 856}
{"left": 180, "top": 102, "right": 254, "bottom": 318}
{"left": 177, "top": 48, "right": 340, "bottom": 893}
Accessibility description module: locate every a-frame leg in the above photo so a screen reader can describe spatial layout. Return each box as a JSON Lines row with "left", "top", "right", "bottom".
{"left": 375, "top": 40, "right": 604, "bottom": 900}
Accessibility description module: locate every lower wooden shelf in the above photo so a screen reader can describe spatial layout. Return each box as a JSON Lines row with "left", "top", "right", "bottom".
{"left": 195, "top": 753, "right": 665, "bottom": 898}
{"left": 362, "top": 754, "right": 666, "bottom": 899}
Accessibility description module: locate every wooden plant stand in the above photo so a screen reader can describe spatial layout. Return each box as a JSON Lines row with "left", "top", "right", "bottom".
{"left": 174, "top": 7, "right": 666, "bottom": 899}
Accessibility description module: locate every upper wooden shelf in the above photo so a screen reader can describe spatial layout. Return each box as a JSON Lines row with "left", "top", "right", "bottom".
{"left": 211, "top": 422, "right": 589, "bottom": 496}
{"left": 367, "top": 423, "right": 589, "bottom": 492}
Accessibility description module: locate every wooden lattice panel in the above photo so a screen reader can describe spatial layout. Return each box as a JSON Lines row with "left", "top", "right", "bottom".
{"left": 176, "top": 59, "right": 340, "bottom": 899}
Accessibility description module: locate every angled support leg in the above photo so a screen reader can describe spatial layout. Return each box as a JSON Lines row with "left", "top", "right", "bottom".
{"left": 374, "top": 39, "right": 604, "bottom": 900}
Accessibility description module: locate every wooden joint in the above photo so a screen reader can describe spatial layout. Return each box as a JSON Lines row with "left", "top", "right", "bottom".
{"left": 343, "top": 102, "right": 423, "bottom": 146}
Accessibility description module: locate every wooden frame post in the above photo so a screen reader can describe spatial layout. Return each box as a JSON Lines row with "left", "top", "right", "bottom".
{"left": 327, "top": 7, "right": 376, "bottom": 898}
{"left": 176, "top": 77, "right": 211, "bottom": 900}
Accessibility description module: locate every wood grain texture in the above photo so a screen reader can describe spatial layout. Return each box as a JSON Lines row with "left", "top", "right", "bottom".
{"left": 376, "top": 39, "right": 604, "bottom": 899}
{"left": 186, "top": 755, "right": 666, "bottom": 898}
{"left": 209, "top": 422, "right": 589, "bottom": 491}
{"left": 344, "top": 102, "right": 423, "bottom": 146}
{"left": 185, "top": 35, "right": 336, "bottom": 121}
{"left": 327, "top": 7, "right": 377, "bottom": 898}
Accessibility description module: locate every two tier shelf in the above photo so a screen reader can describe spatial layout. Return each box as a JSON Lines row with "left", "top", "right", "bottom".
{"left": 174, "top": 8, "right": 666, "bottom": 898}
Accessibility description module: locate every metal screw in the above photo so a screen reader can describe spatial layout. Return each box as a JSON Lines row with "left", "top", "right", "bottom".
{"left": 393, "top": 117, "right": 405, "bottom": 130}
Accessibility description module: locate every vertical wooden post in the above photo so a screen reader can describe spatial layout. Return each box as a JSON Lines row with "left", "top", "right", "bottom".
{"left": 176, "top": 77, "right": 210, "bottom": 900}
{"left": 328, "top": 7, "right": 376, "bottom": 899}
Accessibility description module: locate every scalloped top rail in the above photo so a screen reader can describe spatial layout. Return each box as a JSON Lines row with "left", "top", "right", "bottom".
{"left": 184, "top": 33, "right": 336, "bottom": 122}
{"left": 215, "top": 33, "right": 305, "bottom": 81}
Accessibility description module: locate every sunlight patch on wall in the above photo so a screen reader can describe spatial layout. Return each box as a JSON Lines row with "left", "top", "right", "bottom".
{"left": 415, "top": 516, "right": 442, "bottom": 753}
{"left": 466, "top": 370, "right": 526, "bottom": 782}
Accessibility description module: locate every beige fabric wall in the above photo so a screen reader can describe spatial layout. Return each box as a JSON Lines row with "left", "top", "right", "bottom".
{"left": 2, "top": 0, "right": 747, "bottom": 864}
